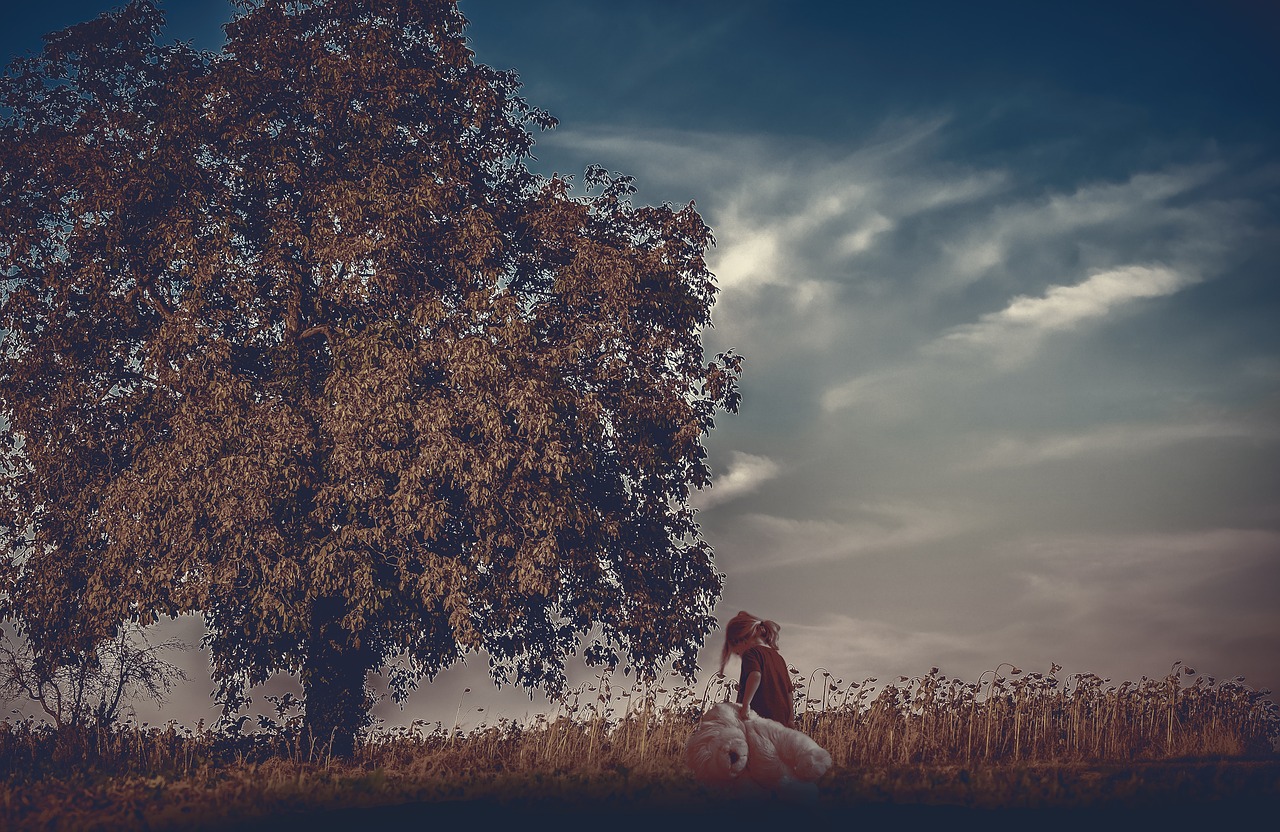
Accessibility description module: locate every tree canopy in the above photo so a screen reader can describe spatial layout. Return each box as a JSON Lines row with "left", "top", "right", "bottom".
{"left": 0, "top": 0, "right": 740, "bottom": 753}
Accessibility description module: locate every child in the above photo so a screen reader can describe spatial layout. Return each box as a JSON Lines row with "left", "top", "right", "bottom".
{"left": 718, "top": 610, "right": 795, "bottom": 728}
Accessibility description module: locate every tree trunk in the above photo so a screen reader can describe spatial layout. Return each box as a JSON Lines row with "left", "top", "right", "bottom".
{"left": 302, "top": 598, "right": 371, "bottom": 757}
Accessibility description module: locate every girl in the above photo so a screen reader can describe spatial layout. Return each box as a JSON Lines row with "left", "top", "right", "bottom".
{"left": 718, "top": 610, "right": 795, "bottom": 728}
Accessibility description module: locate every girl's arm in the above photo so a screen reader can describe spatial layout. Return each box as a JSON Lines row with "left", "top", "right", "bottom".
{"left": 740, "top": 670, "right": 761, "bottom": 719}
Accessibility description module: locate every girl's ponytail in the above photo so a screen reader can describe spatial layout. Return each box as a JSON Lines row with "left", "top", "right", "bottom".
{"left": 759, "top": 619, "right": 781, "bottom": 648}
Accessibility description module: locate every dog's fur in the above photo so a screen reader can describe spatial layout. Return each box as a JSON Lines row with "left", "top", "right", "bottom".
{"left": 683, "top": 701, "right": 751, "bottom": 786}
{"left": 684, "top": 701, "right": 832, "bottom": 795}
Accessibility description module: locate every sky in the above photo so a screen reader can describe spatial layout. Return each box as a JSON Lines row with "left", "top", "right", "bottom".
{"left": 3, "top": 0, "right": 1278, "bottom": 732}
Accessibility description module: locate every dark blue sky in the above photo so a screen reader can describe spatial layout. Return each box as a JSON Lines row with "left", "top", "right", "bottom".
{"left": 10, "top": 2, "right": 1276, "bottom": 144}
{"left": 466, "top": 0, "right": 1279, "bottom": 139}
{"left": 4, "top": 1, "right": 1278, "bottom": 730}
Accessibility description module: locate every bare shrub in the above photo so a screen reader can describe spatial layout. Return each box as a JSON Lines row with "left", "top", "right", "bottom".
{"left": 0, "top": 624, "right": 189, "bottom": 733}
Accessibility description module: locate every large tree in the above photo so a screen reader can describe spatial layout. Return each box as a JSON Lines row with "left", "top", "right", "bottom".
{"left": 0, "top": 0, "right": 740, "bottom": 753}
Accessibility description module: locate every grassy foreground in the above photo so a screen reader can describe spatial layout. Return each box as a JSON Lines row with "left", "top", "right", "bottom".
{"left": 2, "top": 663, "right": 1277, "bottom": 830}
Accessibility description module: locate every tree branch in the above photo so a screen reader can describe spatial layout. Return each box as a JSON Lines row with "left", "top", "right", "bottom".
{"left": 298, "top": 324, "right": 334, "bottom": 342}
{"left": 124, "top": 285, "right": 175, "bottom": 321}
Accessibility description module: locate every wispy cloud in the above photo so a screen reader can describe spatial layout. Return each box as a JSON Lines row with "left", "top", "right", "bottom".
{"left": 935, "top": 163, "right": 1233, "bottom": 288}
{"left": 929, "top": 264, "right": 1194, "bottom": 367}
{"left": 779, "top": 614, "right": 986, "bottom": 685}
{"left": 546, "top": 119, "right": 1280, "bottom": 699}
{"left": 819, "top": 368, "right": 913, "bottom": 416}
{"left": 959, "top": 417, "right": 1277, "bottom": 471}
{"left": 552, "top": 124, "right": 1260, "bottom": 402}
{"left": 703, "top": 124, "right": 1008, "bottom": 301}
{"left": 719, "top": 502, "right": 978, "bottom": 573}
{"left": 546, "top": 118, "right": 1007, "bottom": 301}
{"left": 693, "top": 450, "right": 781, "bottom": 509}
{"left": 1007, "top": 529, "right": 1280, "bottom": 649}
{"left": 762, "top": 529, "right": 1280, "bottom": 688}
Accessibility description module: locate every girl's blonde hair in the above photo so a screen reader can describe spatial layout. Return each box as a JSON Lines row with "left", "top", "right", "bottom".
{"left": 718, "top": 610, "right": 781, "bottom": 675}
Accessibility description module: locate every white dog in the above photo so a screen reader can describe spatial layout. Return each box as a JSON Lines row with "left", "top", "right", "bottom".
{"left": 683, "top": 700, "right": 752, "bottom": 786}
{"left": 684, "top": 701, "right": 832, "bottom": 798}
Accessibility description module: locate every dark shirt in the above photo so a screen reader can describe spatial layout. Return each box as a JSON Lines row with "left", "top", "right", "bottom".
{"left": 737, "top": 645, "right": 794, "bottom": 727}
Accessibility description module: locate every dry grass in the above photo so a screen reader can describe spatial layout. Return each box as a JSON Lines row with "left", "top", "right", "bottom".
{"left": 796, "top": 661, "right": 1278, "bottom": 765}
{"left": 1, "top": 662, "right": 1276, "bottom": 830}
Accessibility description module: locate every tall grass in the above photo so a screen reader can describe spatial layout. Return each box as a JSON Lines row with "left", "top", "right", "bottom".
{"left": 1, "top": 663, "right": 1276, "bottom": 828}
{"left": 794, "top": 662, "right": 1277, "bottom": 767}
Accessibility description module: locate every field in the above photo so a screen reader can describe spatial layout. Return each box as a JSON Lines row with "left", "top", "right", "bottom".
{"left": 2, "top": 662, "right": 1277, "bottom": 830}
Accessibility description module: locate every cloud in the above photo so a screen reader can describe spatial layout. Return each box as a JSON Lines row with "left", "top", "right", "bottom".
{"left": 544, "top": 119, "right": 1280, "bottom": 701}
{"left": 546, "top": 116, "right": 1267, "bottom": 381}
{"left": 693, "top": 450, "right": 780, "bottom": 509}
{"left": 778, "top": 614, "right": 986, "bottom": 686}
{"left": 763, "top": 529, "right": 1280, "bottom": 690}
{"left": 958, "top": 417, "right": 1278, "bottom": 471}
{"left": 718, "top": 502, "right": 979, "bottom": 573}
{"left": 818, "top": 369, "right": 912, "bottom": 416}
{"left": 703, "top": 136, "right": 1007, "bottom": 301}
{"left": 1007, "top": 529, "right": 1280, "bottom": 647}
{"left": 963, "top": 264, "right": 1186, "bottom": 332}
{"left": 937, "top": 164, "right": 1227, "bottom": 289}
{"left": 545, "top": 118, "right": 1008, "bottom": 303}
{"left": 785, "top": 157, "right": 1256, "bottom": 417}
{"left": 929, "top": 264, "right": 1194, "bottom": 366}
{"left": 837, "top": 212, "right": 894, "bottom": 257}
{"left": 709, "top": 225, "right": 783, "bottom": 294}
